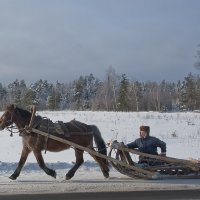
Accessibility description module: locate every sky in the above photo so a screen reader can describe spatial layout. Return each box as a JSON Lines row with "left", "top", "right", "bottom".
{"left": 0, "top": 0, "right": 200, "bottom": 84}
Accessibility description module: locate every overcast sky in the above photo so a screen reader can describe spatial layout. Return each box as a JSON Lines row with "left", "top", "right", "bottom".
{"left": 0, "top": 0, "right": 200, "bottom": 84}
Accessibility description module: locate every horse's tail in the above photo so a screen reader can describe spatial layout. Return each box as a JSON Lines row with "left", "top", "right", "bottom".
{"left": 91, "top": 125, "right": 110, "bottom": 178}
{"left": 90, "top": 125, "right": 107, "bottom": 156}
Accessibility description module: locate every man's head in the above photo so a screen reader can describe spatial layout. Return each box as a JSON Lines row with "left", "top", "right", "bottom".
{"left": 139, "top": 125, "right": 150, "bottom": 138}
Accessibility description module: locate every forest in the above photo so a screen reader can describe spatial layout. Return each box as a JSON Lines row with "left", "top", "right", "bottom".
{"left": 0, "top": 67, "right": 199, "bottom": 112}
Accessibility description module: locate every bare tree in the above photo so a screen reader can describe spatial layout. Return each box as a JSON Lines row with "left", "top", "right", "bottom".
{"left": 97, "top": 66, "right": 120, "bottom": 111}
{"left": 130, "top": 80, "right": 142, "bottom": 112}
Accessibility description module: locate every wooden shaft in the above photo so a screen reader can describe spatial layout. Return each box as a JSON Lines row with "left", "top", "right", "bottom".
{"left": 31, "top": 128, "right": 155, "bottom": 178}
{"left": 28, "top": 106, "right": 36, "bottom": 129}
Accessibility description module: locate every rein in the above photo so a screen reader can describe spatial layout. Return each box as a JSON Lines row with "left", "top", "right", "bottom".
{"left": 6, "top": 124, "right": 19, "bottom": 137}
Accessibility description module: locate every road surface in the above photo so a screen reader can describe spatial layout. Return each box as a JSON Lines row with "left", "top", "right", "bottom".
{"left": 1, "top": 190, "right": 200, "bottom": 200}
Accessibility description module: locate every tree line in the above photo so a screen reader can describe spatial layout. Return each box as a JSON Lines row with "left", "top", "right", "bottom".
{"left": 0, "top": 68, "right": 200, "bottom": 112}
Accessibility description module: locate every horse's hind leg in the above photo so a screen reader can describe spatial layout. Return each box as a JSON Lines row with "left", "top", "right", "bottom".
{"left": 33, "top": 150, "right": 56, "bottom": 179}
{"left": 89, "top": 148, "right": 110, "bottom": 178}
{"left": 10, "top": 146, "right": 31, "bottom": 180}
{"left": 66, "top": 148, "right": 84, "bottom": 180}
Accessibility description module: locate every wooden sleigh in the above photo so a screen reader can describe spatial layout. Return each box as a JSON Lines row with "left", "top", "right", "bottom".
{"left": 26, "top": 107, "right": 200, "bottom": 180}
{"left": 108, "top": 141, "right": 200, "bottom": 179}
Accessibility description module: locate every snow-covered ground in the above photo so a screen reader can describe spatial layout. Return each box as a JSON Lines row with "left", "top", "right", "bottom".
{"left": 0, "top": 110, "right": 200, "bottom": 194}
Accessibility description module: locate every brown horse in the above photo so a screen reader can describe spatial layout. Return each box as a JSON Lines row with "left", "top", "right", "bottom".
{"left": 0, "top": 104, "right": 109, "bottom": 180}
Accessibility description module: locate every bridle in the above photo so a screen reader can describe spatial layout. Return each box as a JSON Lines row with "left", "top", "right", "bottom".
{"left": 0, "top": 107, "right": 19, "bottom": 137}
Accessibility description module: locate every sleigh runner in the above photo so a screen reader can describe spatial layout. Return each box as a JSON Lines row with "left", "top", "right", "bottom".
{"left": 0, "top": 104, "right": 199, "bottom": 180}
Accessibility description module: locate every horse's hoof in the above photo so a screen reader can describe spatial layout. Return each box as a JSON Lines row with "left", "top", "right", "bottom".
{"left": 52, "top": 171, "right": 57, "bottom": 179}
{"left": 103, "top": 171, "right": 109, "bottom": 179}
{"left": 53, "top": 174, "right": 56, "bottom": 179}
{"left": 9, "top": 175, "right": 17, "bottom": 180}
{"left": 49, "top": 170, "right": 56, "bottom": 179}
{"left": 65, "top": 174, "right": 74, "bottom": 180}
{"left": 65, "top": 176, "right": 72, "bottom": 180}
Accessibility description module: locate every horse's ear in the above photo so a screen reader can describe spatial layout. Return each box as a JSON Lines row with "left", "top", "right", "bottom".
{"left": 7, "top": 104, "right": 16, "bottom": 110}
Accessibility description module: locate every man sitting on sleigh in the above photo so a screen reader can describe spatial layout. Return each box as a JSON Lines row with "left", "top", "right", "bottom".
{"left": 127, "top": 125, "right": 166, "bottom": 166}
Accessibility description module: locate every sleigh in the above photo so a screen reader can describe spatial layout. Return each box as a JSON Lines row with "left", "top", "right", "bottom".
{"left": 108, "top": 141, "right": 200, "bottom": 179}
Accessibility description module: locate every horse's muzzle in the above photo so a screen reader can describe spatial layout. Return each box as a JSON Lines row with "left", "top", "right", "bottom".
{"left": 0, "top": 124, "right": 5, "bottom": 130}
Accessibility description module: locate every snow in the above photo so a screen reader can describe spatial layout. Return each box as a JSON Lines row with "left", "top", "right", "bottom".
{"left": 0, "top": 110, "right": 200, "bottom": 194}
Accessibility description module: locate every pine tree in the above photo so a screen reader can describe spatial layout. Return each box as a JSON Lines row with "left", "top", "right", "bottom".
{"left": 22, "top": 89, "right": 36, "bottom": 108}
{"left": 117, "top": 74, "right": 129, "bottom": 111}
{"left": 0, "top": 83, "right": 7, "bottom": 109}
{"left": 73, "top": 76, "right": 85, "bottom": 110}
{"left": 29, "top": 79, "right": 53, "bottom": 109}
{"left": 195, "top": 75, "right": 200, "bottom": 109}
{"left": 82, "top": 73, "right": 101, "bottom": 110}
{"left": 14, "top": 89, "right": 21, "bottom": 106}
{"left": 179, "top": 73, "right": 197, "bottom": 110}
{"left": 47, "top": 90, "right": 56, "bottom": 110}
{"left": 47, "top": 87, "right": 61, "bottom": 110}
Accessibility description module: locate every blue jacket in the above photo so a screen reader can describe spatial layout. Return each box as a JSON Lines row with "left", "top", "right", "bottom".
{"left": 127, "top": 136, "right": 166, "bottom": 155}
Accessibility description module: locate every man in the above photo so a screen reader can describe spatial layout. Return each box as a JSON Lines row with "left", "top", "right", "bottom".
{"left": 127, "top": 125, "right": 166, "bottom": 165}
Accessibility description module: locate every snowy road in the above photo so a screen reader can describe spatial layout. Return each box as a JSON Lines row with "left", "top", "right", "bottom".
{"left": 0, "top": 169, "right": 200, "bottom": 195}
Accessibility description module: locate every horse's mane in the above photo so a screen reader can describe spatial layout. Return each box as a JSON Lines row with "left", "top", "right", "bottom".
{"left": 15, "top": 106, "right": 32, "bottom": 119}
{"left": 13, "top": 105, "right": 44, "bottom": 128}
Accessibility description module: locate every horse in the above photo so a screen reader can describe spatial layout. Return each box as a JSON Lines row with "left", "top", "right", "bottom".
{"left": 0, "top": 104, "right": 109, "bottom": 180}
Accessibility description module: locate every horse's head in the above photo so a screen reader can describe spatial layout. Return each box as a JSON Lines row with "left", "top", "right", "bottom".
{"left": 0, "top": 104, "right": 16, "bottom": 130}
{"left": 0, "top": 104, "right": 32, "bottom": 131}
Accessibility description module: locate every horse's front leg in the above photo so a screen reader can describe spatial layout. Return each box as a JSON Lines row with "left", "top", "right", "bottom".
{"left": 10, "top": 146, "right": 31, "bottom": 180}
{"left": 66, "top": 148, "right": 84, "bottom": 180}
{"left": 33, "top": 150, "right": 56, "bottom": 179}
